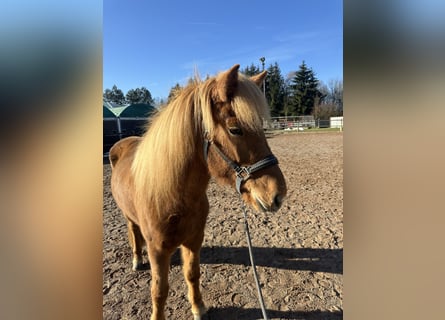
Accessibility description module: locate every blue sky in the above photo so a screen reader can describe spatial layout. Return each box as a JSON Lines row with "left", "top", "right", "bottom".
{"left": 104, "top": 0, "right": 342, "bottom": 100}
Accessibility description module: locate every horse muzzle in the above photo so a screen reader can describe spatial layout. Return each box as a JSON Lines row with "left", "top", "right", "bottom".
{"left": 244, "top": 172, "right": 287, "bottom": 213}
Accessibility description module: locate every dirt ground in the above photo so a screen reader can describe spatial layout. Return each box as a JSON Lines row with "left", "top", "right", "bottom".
{"left": 103, "top": 131, "right": 343, "bottom": 320}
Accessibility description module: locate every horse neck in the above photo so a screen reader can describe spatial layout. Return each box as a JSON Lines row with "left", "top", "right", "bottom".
{"left": 177, "top": 92, "right": 211, "bottom": 195}
{"left": 181, "top": 130, "right": 211, "bottom": 196}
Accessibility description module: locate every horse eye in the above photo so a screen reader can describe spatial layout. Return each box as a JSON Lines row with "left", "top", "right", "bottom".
{"left": 228, "top": 127, "right": 243, "bottom": 136}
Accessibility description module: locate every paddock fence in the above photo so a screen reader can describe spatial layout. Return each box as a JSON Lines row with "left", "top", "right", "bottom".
{"left": 264, "top": 116, "right": 343, "bottom": 131}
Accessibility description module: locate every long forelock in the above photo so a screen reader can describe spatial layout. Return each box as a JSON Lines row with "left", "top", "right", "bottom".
{"left": 231, "top": 74, "right": 270, "bottom": 133}
{"left": 197, "top": 72, "right": 269, "bottom": 136}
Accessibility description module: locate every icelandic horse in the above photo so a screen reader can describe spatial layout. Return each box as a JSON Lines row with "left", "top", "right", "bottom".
{"left": 109, "top": 64, "right": 287, "bottom": 320}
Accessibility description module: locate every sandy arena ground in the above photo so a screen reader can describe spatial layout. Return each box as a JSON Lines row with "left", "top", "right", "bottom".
{"left": 103, "top": 131, "right": 343, "bottom": 319}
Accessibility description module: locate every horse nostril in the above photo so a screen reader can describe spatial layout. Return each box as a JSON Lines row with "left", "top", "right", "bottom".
{"left": 273, "top": 194, "right": 283, "bottom": 210}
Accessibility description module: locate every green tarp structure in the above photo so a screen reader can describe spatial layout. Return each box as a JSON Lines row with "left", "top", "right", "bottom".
{"left": 103, "top": 105, "right": 117, "bottom": 118}
{"left": 103, "top": 103, "right": 156, "bottom": 154}
{"left": 119, "top": 103, "right": 156, "bottom": 118}
{"left": 103, "top": 102, "right": 155, "bottom": 118}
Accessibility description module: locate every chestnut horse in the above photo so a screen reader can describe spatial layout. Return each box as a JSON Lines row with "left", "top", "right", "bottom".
{"left": 109, "top": 64, "right": 287, "bottom": 320}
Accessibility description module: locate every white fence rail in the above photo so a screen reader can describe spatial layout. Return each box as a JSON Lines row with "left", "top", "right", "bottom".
{"left": 264, "top": 116, "right": 343, "bottom": 131}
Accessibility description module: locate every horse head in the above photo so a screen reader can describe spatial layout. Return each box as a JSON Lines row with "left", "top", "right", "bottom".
{"left": 204, "top": 64, "right": 287, "bottom": 212}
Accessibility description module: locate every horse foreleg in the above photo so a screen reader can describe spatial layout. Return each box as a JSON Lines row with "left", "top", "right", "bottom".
{"left": 181, "top": 244, "right": 207, "bottom": 319}
{"left": 127, "top": 220, "right": 145, "bottom": 271}
{"left": 147, "top": 246, "right": 171, "bottom": 320}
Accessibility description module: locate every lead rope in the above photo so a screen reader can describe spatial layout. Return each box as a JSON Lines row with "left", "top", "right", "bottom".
{"left": 204, "top": 134, "right": 271, "bottom": 319}
{"left": 241, "top": 202, "right": 269, "bottom": 320}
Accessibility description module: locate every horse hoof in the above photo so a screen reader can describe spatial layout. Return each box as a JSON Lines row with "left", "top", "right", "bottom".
{"left": 132, "top": 262, "right": 148, "bottom": 271}
{"left": 193, "top": 314, "right": 206, "bottom": 320}
{"left": 192, "top": 304, "right": 207, "bottom": 320}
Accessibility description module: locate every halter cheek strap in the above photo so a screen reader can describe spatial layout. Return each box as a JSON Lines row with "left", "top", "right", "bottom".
{"left": 203, "top": 138, "right": 279, "bottom": 194}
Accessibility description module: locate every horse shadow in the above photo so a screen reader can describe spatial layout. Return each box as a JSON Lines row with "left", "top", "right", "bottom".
{"left": 198, "top": 247, "right": 342, "bottom": 319}
{"left": 172, "top": 246, "right": 343, "bottom": 274}
{"left": 149, "top": 247, "right": 342, "bottom": 319}
{"left": 204, "top": 307, "right": 342, "bottom": 320}
{"left": 193, "top": 247, "right": 343, "bottom": 320}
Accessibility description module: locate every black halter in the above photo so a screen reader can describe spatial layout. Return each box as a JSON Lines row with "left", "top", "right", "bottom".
{"left": 203, "top": 136, "right": 279, "bottom": 194}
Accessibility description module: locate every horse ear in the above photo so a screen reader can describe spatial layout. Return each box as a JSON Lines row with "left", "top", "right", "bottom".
{"left": 215, "top": 64, "right": 240, "bottom": 102}
{"left": 250, "top": 70, "right": 267, "bottom": 87}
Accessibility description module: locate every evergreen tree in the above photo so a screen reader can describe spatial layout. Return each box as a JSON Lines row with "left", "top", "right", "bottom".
{"left": 282, "top": 73, "right": 295, "bottom": 117}
{"left": 103, "top": 85, "right": 126, "bottom": 105}
{"left": 125, "top": 89, "right": 138, "bottom": 104}
{"left": 126, "top": 87, "right": 154, "bottom": 105}
{"left": 289, "top": 61, "right": 321, "bottom": 115}
{"left": 265, "top": 62, "right": 286, "bottom": 117}
{"left": 241, "top": 63, "right": 261, "bottom": 76}
{"left": 139, "top": 87, "right": 154, "bottom": 105}
{"left": 167, "top": 83, "right": 182, "bottom": 103}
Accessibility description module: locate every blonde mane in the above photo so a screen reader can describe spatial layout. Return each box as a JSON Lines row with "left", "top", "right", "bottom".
{"left": 131, "top": 71, "right": 270, "bottom": 215}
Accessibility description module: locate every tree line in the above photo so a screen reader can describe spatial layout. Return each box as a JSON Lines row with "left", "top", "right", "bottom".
{"left": 103, "top": 85, "right": 155, "bottom": 105}
{"left": 104, "top": 60, "right": 342, "bottom": 119}
{"left": 241, "top": 61, "right": 342, "bottom": 119}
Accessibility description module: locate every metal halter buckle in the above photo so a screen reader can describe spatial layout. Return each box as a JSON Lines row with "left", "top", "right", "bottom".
{"left": 235, "top": 166, "right": 251, "bottom": 181}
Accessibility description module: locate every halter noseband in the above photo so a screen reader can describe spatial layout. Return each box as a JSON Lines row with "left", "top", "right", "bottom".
{"left": 203, "top": 135, "right": 279, "bottom": 194}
